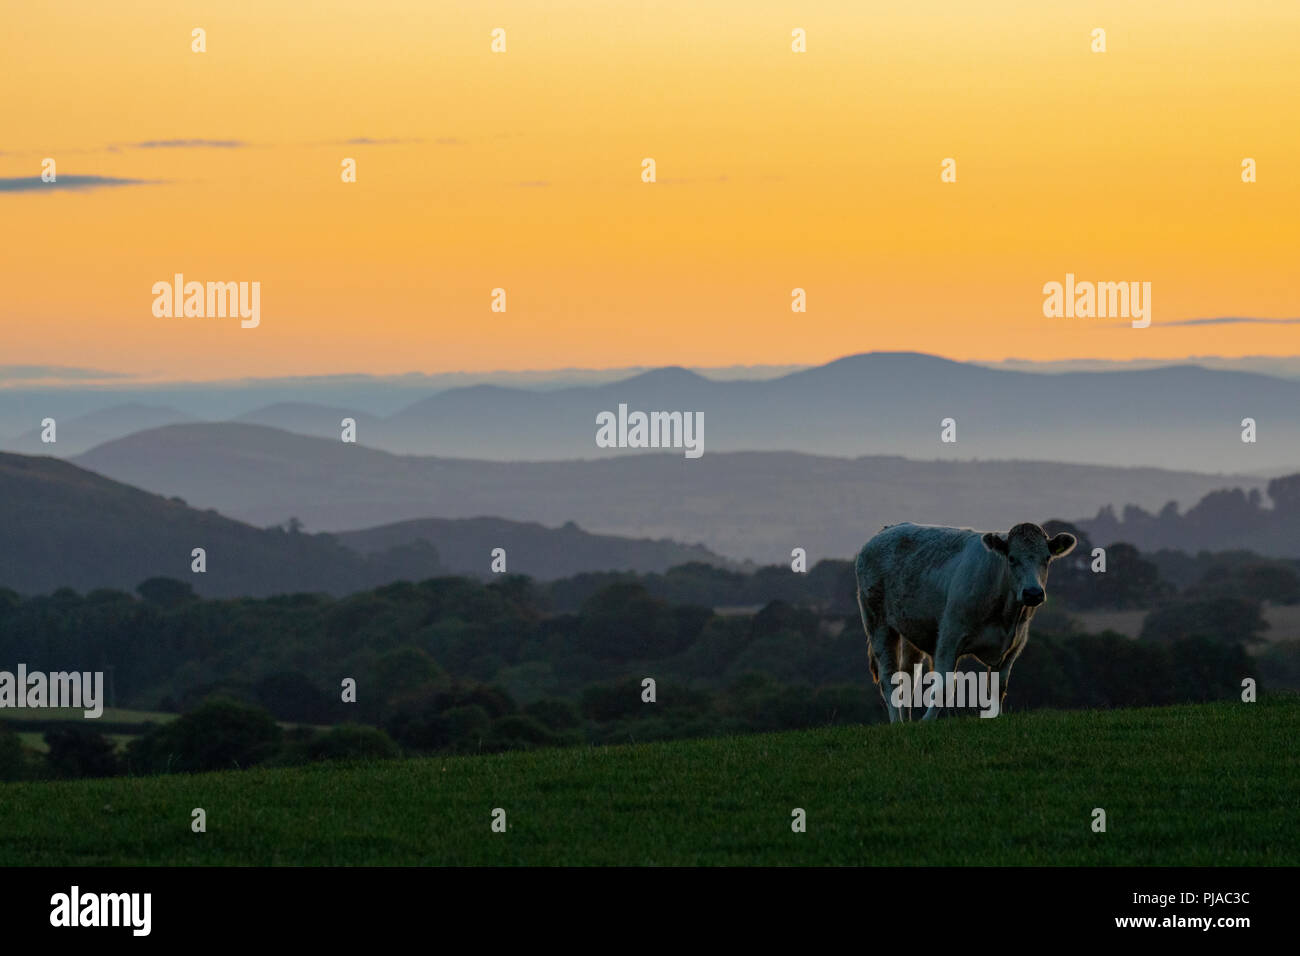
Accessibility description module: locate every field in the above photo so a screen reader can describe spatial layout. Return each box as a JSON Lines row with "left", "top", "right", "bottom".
{"left": 3, "top": 708, "right": 327, "bottom": 754}
{"left": 1074, "top": 603, "right": 1300, "bottom": 644}
{"left": 2, "top": 695, "right": 1296, "bottom": 866}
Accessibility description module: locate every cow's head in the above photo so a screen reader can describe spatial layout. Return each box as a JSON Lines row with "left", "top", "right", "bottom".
{"left": 981, "top": 522, "right": 1076, "bottom": 608}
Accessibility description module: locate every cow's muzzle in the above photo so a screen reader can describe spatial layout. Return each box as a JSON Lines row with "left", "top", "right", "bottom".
{"left": 1021, "top": 587, "right": 1045, "bottom": 607}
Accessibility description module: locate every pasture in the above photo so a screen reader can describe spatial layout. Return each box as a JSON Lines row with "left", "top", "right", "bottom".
{"left": 1, "top": 695, "right": 1295, "bottom": 866}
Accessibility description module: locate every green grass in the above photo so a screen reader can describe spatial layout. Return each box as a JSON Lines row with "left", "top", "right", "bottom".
{"left": 0, "top": 706, "right": 175, "bottom": 724}
{"left": 2, "top": 696, "right": 1296, "bottom": 866}
{"left": 17, "top": 732, "right": 139, "bottom": 755}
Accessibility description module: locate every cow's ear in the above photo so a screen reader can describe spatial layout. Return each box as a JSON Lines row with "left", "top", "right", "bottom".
{"left": 982, "top": 532, "right": 1009, "bottom": 555}
{"left": 1048, "top": 532, "right": 1077, "bottom": 558}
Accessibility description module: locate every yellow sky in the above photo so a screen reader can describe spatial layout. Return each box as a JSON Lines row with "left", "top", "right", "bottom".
{"left": 2, "top": 0, "right": 1298, "bottom": 381}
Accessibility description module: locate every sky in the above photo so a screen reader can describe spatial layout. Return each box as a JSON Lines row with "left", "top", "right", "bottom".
{"left": 2, "top": 0, "right": 1298, "bottom": 383}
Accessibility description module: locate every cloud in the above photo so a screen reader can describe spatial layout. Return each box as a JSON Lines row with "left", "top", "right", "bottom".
{"left": 0, "top": 365, "right": 133, "bottom": 381}
{"left": 1157, "top": 316, "right": 1300, "bottom": 327}
{"left": 130, "top": 139, "right": 247, "bottom": 149}
{"left": 654, "top": 174, "right": 731, "bottom": 186}
{"left": 0, "top": 175, "right": 160, "bottom": 193}
{"left": 340, "top": 137, "right": 424, "bottom": 146}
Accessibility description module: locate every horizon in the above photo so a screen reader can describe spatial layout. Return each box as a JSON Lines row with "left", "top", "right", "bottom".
{"left": 5, "top": 348, "right": 1300, "bottom": 391}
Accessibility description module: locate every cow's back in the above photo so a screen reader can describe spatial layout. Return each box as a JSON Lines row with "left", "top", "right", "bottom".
{"left": 855, "top": 523, "right": 987, "bottom": 649}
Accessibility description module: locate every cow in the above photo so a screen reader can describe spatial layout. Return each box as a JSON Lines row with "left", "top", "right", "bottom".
{"left": 854, "top": 521, "right": 1076, "bottom": 722}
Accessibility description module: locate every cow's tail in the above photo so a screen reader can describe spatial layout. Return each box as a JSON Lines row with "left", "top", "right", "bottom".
{"left": 855, "top": 547, "right": 879, "bottom": 685}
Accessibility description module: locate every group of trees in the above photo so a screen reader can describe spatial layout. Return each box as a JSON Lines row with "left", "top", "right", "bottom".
{"left": 1079, "top": 474, "right": 1300, "bottom": 557}
{"left": 2, "top": 530, "right": 1293, "bottom": 782}
{"left": 3, "top": 498, "right": 1297, "bottom": 783}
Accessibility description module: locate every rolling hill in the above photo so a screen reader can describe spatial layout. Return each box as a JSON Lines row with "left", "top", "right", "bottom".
{"left": 332, "top": 353, "right": 1300, "bottom": 471}
{"left": 0, "top": 452, "right": 400, "bottom": 597}
{"left": 1, "top": 696, "right": 1293, "bottom": 865}
{"left": 0, "top": 452, "right": 734, "bottom": 595}
{"left": 335, "top": 516, "right": 731, "bottom": 579}
{"left": 72, "top": 423, "right": 1270, "bottom": 562}
{"left": 9, "top": 354, "right": 1300, "bottom": 472}
{"left": 3, "top": 403, "right": 195, "bottom": 456}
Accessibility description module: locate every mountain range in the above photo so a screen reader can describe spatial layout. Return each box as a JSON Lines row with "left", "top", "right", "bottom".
{"left": 6, "top": 352, "right": 1300, "bottom": 470}
{"left": 71, "top": 423, "right": 1269, "bottom": 563}
{"left": 0, "top": 452, "right": 732, "bottom": 596}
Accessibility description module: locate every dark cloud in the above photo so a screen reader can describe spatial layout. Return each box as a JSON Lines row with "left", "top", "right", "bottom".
{"left": 131, "top": 139, "right": 246, "bottom": 149}
{"left": 0, "top": 175, "right": 159, "bottom": 193}
{"left": 1158, "top": 316, "right": 1300, "bottom": 327}
{"left": 340, "top": 137, "right": 424, "bottom": 146}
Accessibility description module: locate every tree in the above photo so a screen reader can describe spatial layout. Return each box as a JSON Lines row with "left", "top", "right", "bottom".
{"left": 0, "top": 725, "right": 27, "bottom": 782}
{"left": 135, "top": 577, "right": 196, "bottom": 607}
{"left": 127, "top": 698, "right": 283, "bottom": 773}
{"left": 45, "top": 726, "right": 121, "bottom": 778}
{"left": 304, "top": 724, "right": 400, "bottom": 762}
{"left": 525, "top": 698, "right": 581, "bottom": 730}
{"left": 1140, "top": 597, "right": 1269, "bottom": 646}
{"left": 577, "top": 583, "right": 682, "bottom": 660}
{"left": 1267, "top": 474, "right": 1300, "bottom": 516}
{"left": 254, "top": 671, "right": 332, "bottom": 723}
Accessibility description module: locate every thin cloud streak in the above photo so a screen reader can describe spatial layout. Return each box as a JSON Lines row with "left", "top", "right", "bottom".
{"left": 1160, "top": 317, "right": 1300, "bottom": 327}
{"left": 130, "top": 139, "right": 246, "bottom": 149}
{"left": 0, "top": 175, "right": 160, "bottom": 193}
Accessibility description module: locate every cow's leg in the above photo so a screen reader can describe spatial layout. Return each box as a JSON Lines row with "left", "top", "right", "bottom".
{"left": 897, "top": 638, "right": 928, "bottom": 722}
{"left": 869, "top": 624, "right": 904, "bottom": 723}
{"left": 993, "top": 641, "right": 1026, "bottom": 717}
{"left": 922, "top": 624, "right": 963, "bottom": 721}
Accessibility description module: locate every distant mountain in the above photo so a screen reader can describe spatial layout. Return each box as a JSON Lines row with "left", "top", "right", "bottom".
{"left": 0, "top": 452, "right": 439, "bottom": 597}
{"left": 2, "top": 403, "right": 195, "bottom": 456}
{"left": 350, "top": 352, "right": 1300, "bottom": 470}
{"left": 11, "top": 353, "right": 1300, "bottom": 470}
{"left": 0, "top": 450, "right": 740, "bottom": 596}
{"left": 336, "top": 516, "right": 733, "bottom": 580}
{"left": 983, "top": 355, "right": 1300, "bottom": 379}
{"left": 235, "top": 403, "right": 382, "bottom": 441}
{"left": 72, "top": 423, "right": 1271, "bottom": 563}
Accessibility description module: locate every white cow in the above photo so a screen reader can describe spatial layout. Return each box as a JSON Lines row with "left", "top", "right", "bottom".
{"left": 854, "top": 522, "right": 1076, "bottom": 722}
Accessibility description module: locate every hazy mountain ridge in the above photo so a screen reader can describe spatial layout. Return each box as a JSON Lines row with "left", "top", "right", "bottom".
{"left": 8, "top": 352, "right": 1300, "bottom": 471}
{"left": 0, "top": 452, "right": 735, "bottom": 596}
{"left": 336, "top": 516, "right": 734, "bottom": 579}
{"left": 72, "top": 424, "right": 1272, "bottom": 563}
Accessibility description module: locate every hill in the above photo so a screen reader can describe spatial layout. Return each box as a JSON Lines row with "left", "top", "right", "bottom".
{"left": 270, "top": 353, "right": 1300, "bottom": 471}
{"left": 335, "top": 516, "right": 731, "bottom": 579}
{"left": 369, "top": 353, "right": 1300, "bottom": 471}
{"left": 11, "top": 354, "right": 1300, "bottom": 472}
{"left": 0, "top": 452, "right": 736, "bottom": 595}
{"left": 0, "top": 696, "right": 1293, "bottom": 865}
{"left": 0, "top": 452, "right": 427, "bottom": 597}
{"left": 4, "top": 403, "right": 194, "bottom": 456}
{"left": 73, "top": 424, "right": 1268, "bottom": 561}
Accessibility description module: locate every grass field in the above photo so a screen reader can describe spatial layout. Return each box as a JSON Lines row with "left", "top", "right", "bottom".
{"left": 0, "top": 707, "right": 175, "bottom": 724}
{"left": 2, "top": 695, "right": 1296, "bottom": 866}
{"left": 3, "top": 708, "right": 322, "bottom": 754}
{"left": 1074, "top": 603, "right": 1300, "bottom": 644}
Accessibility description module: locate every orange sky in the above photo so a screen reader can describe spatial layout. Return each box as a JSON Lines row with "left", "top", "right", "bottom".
{"left": 2, "top": 0, "right": 1298, "bottom": 381}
